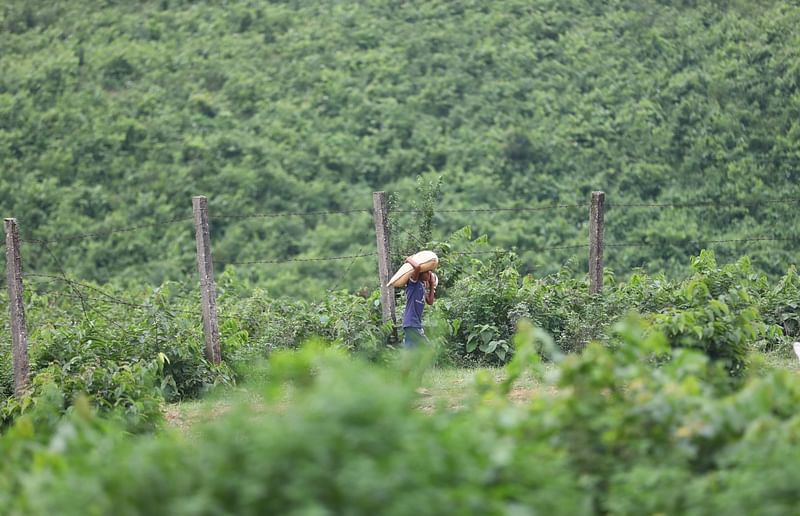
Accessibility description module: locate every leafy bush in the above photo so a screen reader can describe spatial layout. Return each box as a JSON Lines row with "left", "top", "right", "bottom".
{"left": 0, "top": 349, "right": 12, "bottom": 401}
{"left": 437, "top": 251, "right": 520, "bottom": 364}
{"left": 20, "top": 358, "right": 162, "bottom": 434}
{"left": 2, "top": 321, "right": 800, "bottom": 514}
{"left": 27, "top": 290, "right": 234, "bottom": 403}
{"left": 0, "top": 345, "right": 587, "bottom": 515}
{"left": 647, "top": 252, "right": 772, "bottom": 377}
{"left": 756, "top": 265, "right": 800, "bottom": 344}
{"left": 0, "top": 283, "right": 236, "bottom": 431}
{"left": 220, "top": 285, "right": 389, "bottom": 364}
{"left": 506, "top": 319, "right": 800, "bottom": 513}
{"left": 0, "top": 293, "right": 12, "bottom": 399}
{"left": 2, "top": 248, "right": 799, "bottom": 435}
{"left": 1, "top": 269, "right": 386, "bottom": 431}
{"left": 439, "top": 249, "right": 799, "bottom": 372}
{"left": 512, "top": 264, "right": 609, "bottom": 353}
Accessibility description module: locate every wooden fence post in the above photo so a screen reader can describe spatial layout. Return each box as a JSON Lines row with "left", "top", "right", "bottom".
{"left": 372, "top": 192, "right": 398, "bottom": 342}
{"left": 588, "top": 191, "right": 605, "bottom": 295}
{"left": 4, "top": 218, "right": 30, "bottom": 395}
{"left": 192, "top": 196, "right": 221, "bottom": 364}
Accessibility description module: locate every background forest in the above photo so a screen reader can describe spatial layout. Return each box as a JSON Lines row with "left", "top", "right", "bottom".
{"left": 3, "top": 3, "right": 800, "bottom": 512}
{"left": 2, "top": 0, "right": 799, "bottom": 298}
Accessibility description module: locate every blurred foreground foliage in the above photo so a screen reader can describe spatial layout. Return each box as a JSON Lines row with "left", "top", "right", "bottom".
{"left": 1, "top": 321, "right": 800, "bottom": 514}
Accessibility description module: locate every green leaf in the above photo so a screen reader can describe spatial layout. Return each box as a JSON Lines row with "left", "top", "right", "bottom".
{"left": 451, "top": 318, "right": 461, "bottom": 336}
{"left": 479, "top": 340, "right": 498, "bottom": 354}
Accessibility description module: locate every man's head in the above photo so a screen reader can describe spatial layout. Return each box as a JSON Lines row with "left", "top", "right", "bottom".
{"left": 419, "top": 271, "right": 438, "bottom": 289}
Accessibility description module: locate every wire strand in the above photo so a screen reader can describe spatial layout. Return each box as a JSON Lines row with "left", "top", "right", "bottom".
{"left": 606, "top": 198, "right": 800, "bottom": 209}
{"left": 22, "top": 216, "right": 194, "bottom": 245}
{"left": 605, "top": 236, "right": 798, "bottom": 248}
{"left": 390, "top": 204, "right": 588, "bottom": 214}
{"left": 329, "top": 244, "right": 373, "bottom": 292}
{"left": 215, "top": 252, "right": 377, "bottom": 266}
{"left": 23, "top": 273, "right": 198, "bottom": 314}
{"left": 211, "top": 209, "right": 372, "bottom": 220}
{"left": 32, "top": 289, "right": 149, "bottom": 310}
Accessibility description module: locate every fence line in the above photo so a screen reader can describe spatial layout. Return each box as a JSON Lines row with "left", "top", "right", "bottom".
{"left": 23, "top": 273, "right": 195, "bottom": 315}
{"left": 214, "top": 252, "right": 377, "bottom": 266}
{"left": 37, "top": 238, "right": 94, "bottom": 319}
{"left": 390, "top": 196, "right": 800, "bottom": 215}
{"left": 18, "top": 236, "right": 788, "bottom": 292}
{"left": 330, "top": 242, "right": 373, "bottom": 292}
{"left": 24, "top": 273, "right": 151, "bottom": 307}
{"left": 390, "top": 203, "right": 588, "bottom": 214}
{"left": 34, "top": 283, "right": 302, "bottom": 326}
{"left": 606, "top": 198, "right": 800, "bottom": 209}
{"left": 10, "top": 203, "right": 798, "bottom": 279}
{"left": 4, "top": 190, "right": 800, "bottom": 395}
{"left": 605, "top": 236, "right": 799, "bottom": 248}
{"left": 25, "top": 277, "right": 203, "bottom": 318}
{"left": 33, "top": 289, "right": 154, "bottom": 312}
{"left": 33, "top": 289, "right": 133, "bottom": 333}
{"left": 449, "top": 236, "right": 797, "bottom": 255}
{"left": 34, "top": 288, "right": 266, "bottom": 336}
{"left": 389, "top": 235, "right": 796, "bottom": 263}
{"left": 20, "top": 216, "right": 194, "bottom": 245}
{"left": 7, "top": 195, "right": 798, "bottom": 247}
{"left": 399, "top": 229, "right": 427, "bottom": 248}
{"left": 211, "top": 208, "right": 372, "bottom": 220}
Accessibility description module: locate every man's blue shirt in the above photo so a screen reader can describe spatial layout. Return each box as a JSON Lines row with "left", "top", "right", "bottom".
{"left": 402, "top": 278, "right": 425, "bottom": 328}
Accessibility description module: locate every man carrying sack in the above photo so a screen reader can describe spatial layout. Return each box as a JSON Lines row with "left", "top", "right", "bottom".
{"left": 402, "top": 255, "right": 438, "bottom": 349}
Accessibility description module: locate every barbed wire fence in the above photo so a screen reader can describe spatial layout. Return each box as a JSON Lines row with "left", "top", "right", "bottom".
{"left": 3, "top": 191, "right": 799, "bottom": 394}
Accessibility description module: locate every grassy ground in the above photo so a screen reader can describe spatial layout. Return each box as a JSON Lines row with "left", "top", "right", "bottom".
{"left": 164, "top": 349, "right": 800, "bottom": 434}
{"left": 163, "top": 365, "right": 545, "bottom": 434}
{"left": 413, "top": 367, "right": 545, "bottom": 412}
{"left": 762, "top": 349, "right": 800, "bottom": 373}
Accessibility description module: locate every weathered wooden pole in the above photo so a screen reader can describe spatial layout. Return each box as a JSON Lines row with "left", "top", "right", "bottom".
{"left": 192, "top": 196, "right": 221, "bottom": 364}
{"left": 372, "top": 191, "right": 398, "bottom": 342}
{"left": 588, "top": 191, "right": 605, "bottom": 295}
{"left": 4, "top": 218, "right": 30, "bottom": 395}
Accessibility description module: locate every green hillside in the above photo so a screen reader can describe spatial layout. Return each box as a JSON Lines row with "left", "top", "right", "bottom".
{"left": 1, "top": 0, "right": 799, "bottom": 297}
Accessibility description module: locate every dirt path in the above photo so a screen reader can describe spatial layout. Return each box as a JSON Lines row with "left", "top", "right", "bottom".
{"left": 164, "top": 367, "right": 546, "bottom": 432}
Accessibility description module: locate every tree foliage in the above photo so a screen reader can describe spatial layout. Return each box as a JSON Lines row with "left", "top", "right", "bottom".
{"left": 1, "top": 0, "right": 799, "bottom": 297}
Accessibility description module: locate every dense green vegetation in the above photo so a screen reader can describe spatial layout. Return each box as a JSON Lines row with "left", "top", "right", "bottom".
{"left": 2, "top": 323, "right": 800, "bottom": 515}
{"left": 2, "top": 248, "right": 798, "bottom": 429}
{"left": 436, "top": 248, "right": 799, "bottom": 369}
{"left": 2, "top": 0, "right": 799, "bottom": 297}
{"left": 2, "top": 1, "right": 800, "bottom": 511}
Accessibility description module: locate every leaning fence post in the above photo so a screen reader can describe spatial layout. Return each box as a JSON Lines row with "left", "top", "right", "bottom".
{"left": 4, "top": 218, "right": 30, "bottom": 395}
{"left": 588, "top": 191, "right": 605, "bottom": 295}
{"left": 192, "top": 196, "right": 221, "bottom": 364}
{"left": 372, "top": 192, "right": 398, "bottom": 343}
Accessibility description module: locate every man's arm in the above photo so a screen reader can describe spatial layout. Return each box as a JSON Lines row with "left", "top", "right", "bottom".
{"left": 405, "top": 256, "right": 421, "bottom": 281}
{"left": 425, "top": 272, "right": 437, "bottom": 305}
